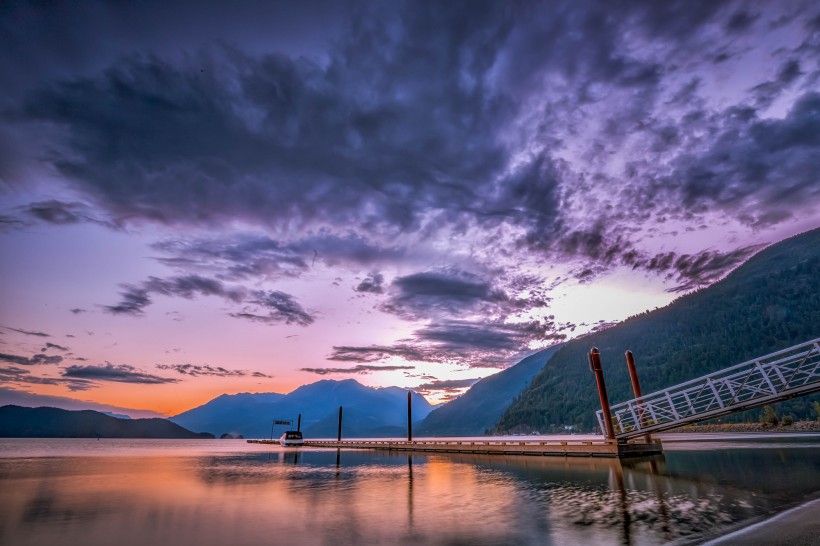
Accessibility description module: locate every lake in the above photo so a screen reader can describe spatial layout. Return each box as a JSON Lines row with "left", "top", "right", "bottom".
{"left": 1, "top": 435, "right": 818, "bottom": 545}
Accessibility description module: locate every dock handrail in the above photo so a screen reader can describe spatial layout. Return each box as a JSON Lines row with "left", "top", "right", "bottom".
{"left": 598, "top": 338, "right": 820, "bottom": 439}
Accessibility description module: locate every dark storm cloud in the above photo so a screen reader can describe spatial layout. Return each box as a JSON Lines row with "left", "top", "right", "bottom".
{"left": 9, "top": 1, "right": 708, "bottom": 243}
{"left": 16, "top": 42, "right": 504, "bottom": 233}
{"left": 413, "top": 377, "right": 481, "bottom": 401}
{"left": 1, "top": 326, "right": 50, "bottom": 337}
{"left": 0, "top": 352, "right": 63, "bottom": 366}
{"left": 415, "top": 320, "right": 547, "bottom": 352}
{"left": 332, "top": 266, "right": 565, "bottom": 368}
{"left": 64, "top": 381, "right": 96, "bottom": 392}
{"left": 413, "top": 378, "right": 480, "bottom": 391}
{"left": 23, "top": 200, "right": 82, "bottom": 224}
{"left": 354, "top": 272, "right": 385, "bottom": 294}
{"left": 19, "top": 200, "right": 118, "bottom": 228}
{"left": 103, "top": 274, "right": 315, "bottom": 325}
{"left": 672, "top": 92, "right": 820, "bottom": 225}
{"left": 155, "top": 363, "right": 273, "bottom": 378}
{"left": 231, "top": 290, "right": 314, "bottom": 326}
{"left": 329, "top": 317, "right": 565, "bottom": 369}
{"left": 151, "top": 232, "right": 404, "bottom": 281}
{"left": 0, "top": 366, "right": 93, "bottom": 391}
{"left": 104, "top": 275, "right": 245, "bottom": 316}
{"left": 555, "top": 232, "right": 765, "bottom": 290}
{"left": 724, "top": 9, "right": 761, "bottom": 33}
{"left": 413, "top": 319, "right": 565, "bottom": 367}
{"left": 0, "top": 4, "right": 747, "bottom": 249}
{"left": 0, "top": 366, "right": 60, "bottom": 386}
{"left": 42, "top": 342, "right": 69, "bottom": 352}
{"left": 143, "top": 275, "right": 246, "bottom": 302}
{"left": 62, "top": 363, "right": 179, "bottom": 384}
{"left": 380, "top": 271, "right": 507, "bottom": 320}
{"left": 0, "top": 215, "right": 25, "bottom": 231}
{"left": 328, "top": 345, "right": 433, "bottom": 364}
{"left": 300, "top": 364, "right": 415, "bottom": 376}
{"left": 2, "top": 0, "right": 817, "bottom": 316}
{"left": 658, "top": 245, "right": 764, "bottom": 293}
{"left": 103, "top": 286, "right": 152, "bottom": 316}
{"left": 751, "top": 59, "right": 803, "bottom": 108}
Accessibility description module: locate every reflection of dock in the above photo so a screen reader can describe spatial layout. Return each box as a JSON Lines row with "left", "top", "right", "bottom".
{"left": 248, "top": 438, "right": 662, "bottom": 457}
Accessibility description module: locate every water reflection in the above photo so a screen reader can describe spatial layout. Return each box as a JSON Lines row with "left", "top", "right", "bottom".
{"left": 0, "top": 440, "right": 818, "bottom": 545}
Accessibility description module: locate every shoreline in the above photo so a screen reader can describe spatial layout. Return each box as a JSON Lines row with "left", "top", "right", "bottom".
{"left": 668, "top": 421, "right": 820, "bottom": 434}
{"left": 702, "top": 496, "right": 820, "bottom": 546}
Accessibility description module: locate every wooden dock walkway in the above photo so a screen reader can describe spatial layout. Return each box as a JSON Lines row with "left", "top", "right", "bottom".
{"left": 247, "top": 438, "right": 662, "bottom": 458}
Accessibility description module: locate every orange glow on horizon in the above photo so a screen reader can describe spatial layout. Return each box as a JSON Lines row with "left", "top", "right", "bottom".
{"left": 21, "top": 377, "right": 303, "bottom": 417}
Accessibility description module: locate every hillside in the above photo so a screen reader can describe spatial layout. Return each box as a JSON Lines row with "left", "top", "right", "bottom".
{"left": 495, "top": 227, "right": 820, "bottom": 433}
{"left": 415, "top": 344, "right": 563, "bottom": 436}
{"left": 171, "top": 379, "right": 433, "bottom": 438}
{"left": 168, "top": 392, "right": 286, "bottom": 438}
{"left": 0, "top": 405, "right": 215, "bottom": 438}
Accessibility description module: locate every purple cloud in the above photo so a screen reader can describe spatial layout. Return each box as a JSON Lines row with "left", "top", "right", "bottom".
{"left": 156, "top": 363, "right": 273, "bottom": 378}
{"left": 62, "top": 363, "right": 179, "bottom": 384}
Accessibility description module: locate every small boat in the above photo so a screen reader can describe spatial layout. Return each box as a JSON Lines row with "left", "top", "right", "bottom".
{"left": 279, "top": 430, "right": 304, "bottom": 447}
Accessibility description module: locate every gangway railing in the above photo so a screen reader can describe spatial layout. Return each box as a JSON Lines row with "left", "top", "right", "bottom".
{"left": 597, "top": 338, "right": 820, "bottom": 439}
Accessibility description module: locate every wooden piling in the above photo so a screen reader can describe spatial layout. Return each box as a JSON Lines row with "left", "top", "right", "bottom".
{"left": 625, "top": 350, "right": 651, "bottom": 443}
{"left": 589, "top": 347, "right": 616, "bottom": 440}
{"left": 407, "top": 391, "right": 412, "bottom": 442}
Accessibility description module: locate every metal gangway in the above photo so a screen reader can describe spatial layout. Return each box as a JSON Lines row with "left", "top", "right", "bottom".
{"left": 597, "top": 338, "right": 820, "bottom": 440}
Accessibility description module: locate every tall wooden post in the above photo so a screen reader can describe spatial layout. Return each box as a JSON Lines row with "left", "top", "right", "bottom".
{"left": 337, "top": 406, "right": 343, "bottom": 442}
{"left": 625, "top": 350, "right": 651, "bottom": 442}
{"left": 407, "top": 391, "right": 413, "bottom": 442}
{"left": 297, "top": 413, "right": 301, "bottom": 432}
{"left": 589, "top": 347, "right": 616, "bottom": 440}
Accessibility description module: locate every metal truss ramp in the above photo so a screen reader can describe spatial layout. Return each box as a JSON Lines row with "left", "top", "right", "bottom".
{"left": 598, "top": 338, "right": 820, "bottom": 440}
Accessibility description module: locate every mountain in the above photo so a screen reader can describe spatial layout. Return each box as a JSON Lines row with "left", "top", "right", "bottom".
{"left": 495, "top": 227, "right": 820, "bottom": 433}
{"left": 171, "top": 379, "right": 434, "bottom": 438}
{"left": 0, "top": 405, "right": 215, "bottom": 438}
{"left": 415, "top": 344, "right": 563, "bottom": 437}
{"left": 169, "top": 391, "right": 286, "bottom": 438}
{"left": 0, "top": 386, "right": 165, "bottom": 419}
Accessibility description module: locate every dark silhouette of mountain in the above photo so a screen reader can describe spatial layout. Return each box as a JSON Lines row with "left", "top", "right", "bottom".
{"left": 0, "top": 405, "right": 215, "bottom": 438}
{"left": 495, "top": 227, "right": 820, "bottom": 433}
{"left": 415, "top": 344, "right": 563, "bottom": 437}
{"left": 0, "top": 387, "right": 165, "bottom": 418}
{"left": 170, "top": 392, "right": 286, "bottom": 439}
{"left": 171, "top": 379, "right": 433, "bottom": 438}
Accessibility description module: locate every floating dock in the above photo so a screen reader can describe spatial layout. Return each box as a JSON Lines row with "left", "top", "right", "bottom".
{"left": 248, "top": 438, "right": 662, "bottom": 458}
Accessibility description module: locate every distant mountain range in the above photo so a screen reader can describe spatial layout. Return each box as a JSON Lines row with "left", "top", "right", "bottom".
{"left": 171, "top": 343, "right": 565, "bottom": 439}
{"left": 495, "top": 227, "right": 820, "bottom": 433}
{"left": 171, "top": 379, "right": 434, "bottom": 438}
{"left": 0, "top": 405, "right": 214, "bottom": 438}
{"left": 0, "top": 387, "right": 165, "bottom": 419}
{"left": 416, "top": 344, "right": 563, "bottom": 436}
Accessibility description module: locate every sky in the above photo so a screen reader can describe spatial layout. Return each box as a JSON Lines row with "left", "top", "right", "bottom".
{"left": 1, "top": 0, "right": 818, "bottom": 416}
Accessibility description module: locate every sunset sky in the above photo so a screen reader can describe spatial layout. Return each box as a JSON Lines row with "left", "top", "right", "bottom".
{"left": 1, "top": 1, "right": 818, "bottom": 416}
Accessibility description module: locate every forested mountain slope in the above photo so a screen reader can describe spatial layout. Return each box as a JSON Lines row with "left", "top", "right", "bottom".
{"left": 495, "top": 228, "right": 820, "bottom": 433}
{"left": 416, "top": 344, "right": 562, "bottom": 436}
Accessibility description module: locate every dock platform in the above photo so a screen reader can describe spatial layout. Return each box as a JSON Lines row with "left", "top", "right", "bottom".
{"left": 247, "top": 438, "right": 662, "bottom": 458}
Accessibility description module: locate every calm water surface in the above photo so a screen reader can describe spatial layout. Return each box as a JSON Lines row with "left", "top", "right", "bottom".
{"left": 1, "top": 435, "right": 818, "bottom": 546}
